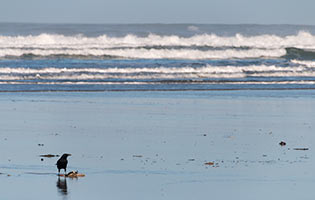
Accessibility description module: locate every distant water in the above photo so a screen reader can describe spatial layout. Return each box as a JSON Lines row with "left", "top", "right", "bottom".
{"left": 1, "top": 23, "right": 315, "bottom": 91}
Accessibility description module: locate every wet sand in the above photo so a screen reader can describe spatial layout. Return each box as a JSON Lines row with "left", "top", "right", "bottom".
{"left": 0, "top": 90, "right": 315, "bottom": 199}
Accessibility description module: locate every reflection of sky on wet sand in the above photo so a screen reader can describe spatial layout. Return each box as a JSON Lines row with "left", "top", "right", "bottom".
{"left": 0, "top": 90, "right": 314, "bottom": 199}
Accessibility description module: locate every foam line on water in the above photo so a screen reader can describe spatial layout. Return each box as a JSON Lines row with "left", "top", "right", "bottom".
{"left": 1, "top": 31, "right": 315, "bottom": 48}
{"left": 1, "top": 80, "right": 315, "bottom": 85}
{"left": 0, "top": 48, "right": 285, "bottom": 59}
{"left": 0, "top": 31, "right": 315, "bottom": 59}
{"left": 0, "top": 64, "right": 311, "bottom": 74}
{"left": 0, "top": 64, "right": 315, "bottom": 80}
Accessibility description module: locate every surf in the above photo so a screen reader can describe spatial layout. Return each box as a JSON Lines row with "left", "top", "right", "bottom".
{"left": 284, "top": 47, "right": 315, "bottom": 60}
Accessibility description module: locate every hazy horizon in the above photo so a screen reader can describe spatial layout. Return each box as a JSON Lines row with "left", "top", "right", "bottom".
{"left": 1, "top": 21, "right": 315, "bottom": 26}
{"left": 0, "top": 0, "right": 314, "bottom": 25}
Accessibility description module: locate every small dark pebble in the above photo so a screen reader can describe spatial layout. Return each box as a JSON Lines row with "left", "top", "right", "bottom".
{"left": 41, "top": 158, "right": 44, "bottom": 161}
{"left": 38, "top": 144, "right": 44, "bottom": 146}
{"left": 279, "top": 141, "right": 286, "bottom": 146}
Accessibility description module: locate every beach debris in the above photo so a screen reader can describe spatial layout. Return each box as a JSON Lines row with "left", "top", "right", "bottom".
{"left": 133, "top": 155, "right": 143, "bottom": 158}
{"left": 58, "top": 171, "right": 85, "bottom": 178}
{"left": 279, "top": 141, "right": 286, "bottom": 146}
{"left": 293, "top": 148, "right": 309, "bottom": 151}
{"left": 40, "top": 154, "right": 59, "bottom": 158}
{"left": 0, "top": 173, "right": 11, "bottom": 176}
{"left": 204, "top": 162, "right": 214, "bottom": 166}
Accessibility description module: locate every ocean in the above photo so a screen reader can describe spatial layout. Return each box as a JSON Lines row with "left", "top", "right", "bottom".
{"left": 1, "top": 23, "right": 315, "bottom": 91}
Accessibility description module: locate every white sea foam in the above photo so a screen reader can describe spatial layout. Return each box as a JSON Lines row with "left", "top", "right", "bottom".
{"left": 0, "top": 64, "right": 309, "bottom": 74}
{"left": 291, "top": 60, "right": 315, "bottom": 67}
{"left": 0, "top": 48, "right": 286, "bottom": 59}
{"left": 0, "top": 31, "right": 314, "bottom": 59}
{"left": 1, "top": 80, "right": 315, "bottom": 86}
{"left": 0, "top": 64, "right": 314, "bottom": 81}
{"left": 0, "top": 31, "right": 315, "bottom": 49}
{"left": 187, "top": 26, "right": 200, "bottom": 32}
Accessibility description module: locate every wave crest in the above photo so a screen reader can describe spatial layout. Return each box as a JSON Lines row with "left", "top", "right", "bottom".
{"left": 0, "top": 48, "right": 286, "bottom": 59}
{"left": 0, "top": 64, "right": 314, "bottom": 81}
{"left": 0, "top": 31, "right": 314, "bottom": 59}
{"left": 0, "top": 31, "right": 315, "bottom": 48}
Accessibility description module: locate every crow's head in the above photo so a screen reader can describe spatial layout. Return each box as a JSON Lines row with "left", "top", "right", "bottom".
{"left": 61, "top": 153, "right": 72, "bottom": 159}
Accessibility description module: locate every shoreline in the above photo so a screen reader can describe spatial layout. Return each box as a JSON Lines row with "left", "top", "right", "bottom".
{"left": 1, "top": 87, "right": 315, "bottom": 93}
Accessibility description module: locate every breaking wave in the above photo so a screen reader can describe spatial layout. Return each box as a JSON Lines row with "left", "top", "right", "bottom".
{"left": 1, "top": 31, "right": 315, "bottom": 48}
{"left": 0, "top": 48, "right": 285, "bottom": 59}
{"left": 284, "top": 47, "right": 315, "bottom": 60}
{"left": 1, "top": 63, "right": 315, "bottom": 81}
{"left": 0, "top": 31, "right": 315, "bottom": 59}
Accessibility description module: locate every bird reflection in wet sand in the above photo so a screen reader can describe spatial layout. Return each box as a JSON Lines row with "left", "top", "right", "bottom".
{"left": 57, "top": 177, "right": 68, "bottom": 196}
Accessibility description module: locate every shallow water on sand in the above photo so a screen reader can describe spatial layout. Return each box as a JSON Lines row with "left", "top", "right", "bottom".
{"left": 0, "top": 90, "right": 315, "bottom": 199}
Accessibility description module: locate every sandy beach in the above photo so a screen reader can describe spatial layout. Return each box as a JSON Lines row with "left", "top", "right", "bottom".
{"left": 1, "top": 0, "right": 315, "bottom": 197}
{"left": 0, "top": 90, "right": 314, "bottom": 199}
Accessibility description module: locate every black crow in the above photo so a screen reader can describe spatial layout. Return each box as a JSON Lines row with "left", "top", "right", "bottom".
{"left": 56, "top": 153, "right": 71, "bottom": 174}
